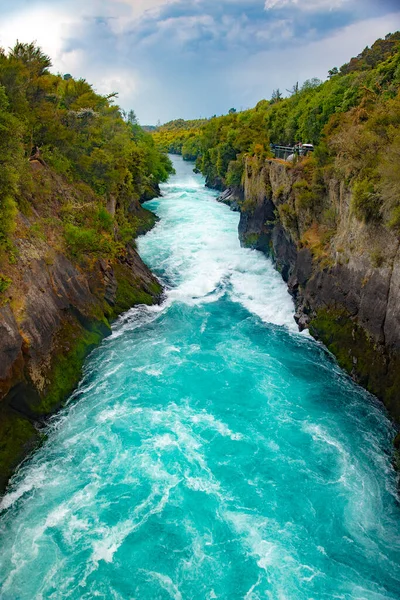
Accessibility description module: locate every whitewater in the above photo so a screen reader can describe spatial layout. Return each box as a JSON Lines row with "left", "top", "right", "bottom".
{"left": 0, "top": 156, "right": 399, "bottom": 599}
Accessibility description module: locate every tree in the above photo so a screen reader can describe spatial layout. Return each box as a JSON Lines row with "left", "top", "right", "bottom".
{"left": 127, "top": 109, "right": 138, "bottom": 125}
{"left": 301, "top": 78, "right": 323, "bottom": 91}
{"left": 270, "top": 89, "right": 283, "bottom": 104}
{"left": 0, "top": 40, "right": 174, "bottom": 252}
{"left": 9, "top": 41, "right": 51, "bottom": 77}
{"left": 328, "top": 67, "right": 339, "bottom": 78}
{"left": 0, "top": 85, "right": 23, "bottom": 245}
{"left": 286, "top": 82, "right": 299, "bottom": 96}
{"left": 228, "top": 108, "right": 237, "bottom": 114}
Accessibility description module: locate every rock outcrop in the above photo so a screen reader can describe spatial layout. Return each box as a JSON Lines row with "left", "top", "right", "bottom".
{"left": 217, "top": 187, "right": 243, "bottom": 212}
{"left": 231, "top": 156, "right": 400, "bottom": 430}
{"left": 0, "top": 173, "right": 162, "bottom": 491}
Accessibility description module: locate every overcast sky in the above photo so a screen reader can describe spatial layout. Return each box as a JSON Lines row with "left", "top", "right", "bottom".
{"left": 0, "top": 0, "right": 399, "bottom": 124}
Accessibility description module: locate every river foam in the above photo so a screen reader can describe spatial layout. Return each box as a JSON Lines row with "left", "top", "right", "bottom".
{"left": 137, "top": 166, "right": 297, "bottom": 330}
{"left": 0, "top": 156, "right": 399, "bottom": 599}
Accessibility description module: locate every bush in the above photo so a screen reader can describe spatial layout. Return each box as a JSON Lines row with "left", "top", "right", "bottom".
{"left": 0, "top": 196, "right": 18, "bottom": 245}
{"left": 95, "top": 207, "right": 113, "bottom": 232}
{"left": 0, "top": 273, "right": 11, "bottom": 293}
{"left": 64, "top": 223, "right": 115, "bottom": 258}
{"left": 226, "top": 159, "right": 244, "bottom": 187}
{"left": 43, "top": 146, "right": 72, "bottom": 176}
{"left": 241, "top": 197, "right": 257, "bottom": 214}
{"left": 273, "top": 185, "right": 285, "bottom": 201}
{"left": 352, "top": 179, "right": 381, "bottom": 223}
{"left": 388, "top": 205, "right": 400, "bottom": 229}
{"left": 370, "top": 249, "right": 384, "bottom": 267}
{"left": 278, "top": 202, "right": 297, "bottom": 230}
{"left": 293, "top": 179, "right": 314, "bottom": 211}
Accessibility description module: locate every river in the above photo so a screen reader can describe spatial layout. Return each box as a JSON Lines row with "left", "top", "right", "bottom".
{"left": 0, "top": 156, "right": 399, "bottom": 599}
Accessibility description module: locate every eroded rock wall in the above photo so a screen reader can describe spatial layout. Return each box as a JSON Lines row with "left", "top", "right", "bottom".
{"left": 0, "top": 184, "right": 162, "bottom": 490}
{"left": 232, "top": 157, "right": 400, "bottom": 426}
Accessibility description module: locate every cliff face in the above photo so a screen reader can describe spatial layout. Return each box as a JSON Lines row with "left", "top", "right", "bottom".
{"left": 0, "top": 168, "right": 162, "bottom": 490}
{"left": 228, "top": 156, "right": 400, "bottom": 429}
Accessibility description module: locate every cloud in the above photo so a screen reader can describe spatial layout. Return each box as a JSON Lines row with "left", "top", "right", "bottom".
{"left": 231, "top": 11, "right": 400, "bottom": 106}
{"left": 0, "top": 5, "right": 75, "bottom": 60}
{"left": 265, "top": 0, "right": 349, "bottom": 10}
{"left": 0, "top": 0, "right": 399, "bottom": 123}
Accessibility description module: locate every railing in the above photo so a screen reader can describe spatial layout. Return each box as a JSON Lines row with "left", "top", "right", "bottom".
{"left": 270, "top": 145, "right": 296, "bottom": 160}
{"left": 270, "top": 144, "right": 314, "bottom": 160}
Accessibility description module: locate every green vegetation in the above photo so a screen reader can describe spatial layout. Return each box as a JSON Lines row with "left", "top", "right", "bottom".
{"left": 242, "top": 233, "right": 261, "bottom": 248}
{"left": 0, "top": 273, "right": 11, "bottom": 293}
{"left": 0, "top": 41, "right": 174, "bottom": 259}
{"left": 278, "top": 203, "right": 297, "bottom": 231}
{"left": 153, "top": 118, "right": 207, "bottom": 159}
{"left": 309, "top": 307, "right": 400, "bottom": 422}
{"left": 0, "top": 43, "right": 174, "bottom": 489}
{"left": 0, "top": 408, "right": 38, "bottom": 488}
{"left": 111, "top": 262, "right": 162, "bottom": 318}
{"left": 351, "top": 180, "right": 380, "bottom": 223}
{"left": 153, "top": 33, "right": 400, "bottom": 229}
{"left": 37, "top": 319, "right": 108, "bottom": 415}
{"left": 63, "top": 223, "right": 115, "bottom": 259}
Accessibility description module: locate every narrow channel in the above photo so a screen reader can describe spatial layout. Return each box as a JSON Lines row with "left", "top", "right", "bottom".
{"left": 0, "top": 156, "right": 399, "bottom": 599}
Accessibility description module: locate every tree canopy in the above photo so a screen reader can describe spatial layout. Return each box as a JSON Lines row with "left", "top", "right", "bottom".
{"left": 152, "top": 32, "right": 400, "bottom": 227}
{"left": 0, "top": 41, "right": 174, "bottom": 258}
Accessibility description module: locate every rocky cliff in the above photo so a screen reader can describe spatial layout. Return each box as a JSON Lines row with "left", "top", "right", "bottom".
{"left": 0, "top": 166, "right": 162, "bottom": 490}
{"left": 221, "top": 156, "right": 400, "bottom": 442}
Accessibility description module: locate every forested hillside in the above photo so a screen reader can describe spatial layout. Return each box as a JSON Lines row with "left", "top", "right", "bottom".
{"left": 0, "top": 43, "right": 173, "bottom": 488}
{"left": 154, "top": 32, "right": 400, "bottom": 229}
{"left": 153, "top": 118, "right": 208, "bottom": 160}
{"left": 153, "top": 33, "right": 400, "bottom": 438}
{"left": 0, "top": 42, "right": 173, "bottom": 270}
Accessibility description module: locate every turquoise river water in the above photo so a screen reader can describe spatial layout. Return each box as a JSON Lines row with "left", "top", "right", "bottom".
{"left": 0, "top": 156, "right": 400, "bottom": 599}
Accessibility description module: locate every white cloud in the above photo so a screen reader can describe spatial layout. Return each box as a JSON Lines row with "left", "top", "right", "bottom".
{"left": 0, "top": 0, "right": 399, "bottom": 123}
{"left": 0, "top": 1, "right": 181, "bottom": 52}
{"left": 102, "top": 0, "right": 182, "bottom": 34}
{"left": 0, "top": 6, "right": 76, "bottom": 62}
{"left": 265, "top": 0, "right": 349, "bottom": 10}
{"left": 95, "top": 70, "right": 139, "bottom": 101}
{"left": 231, "top": 11, "right": 400, "bottom": 105}
{"left": 117, "top": 0, "right": 180, "bottom": 13}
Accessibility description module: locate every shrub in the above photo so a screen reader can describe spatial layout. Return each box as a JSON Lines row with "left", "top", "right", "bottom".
{"left": 370, "top": 249, "right": 384, "bottom": 267}
{"left": 0, "top": 196, "right": 18, "bottom": 246}
{"left": 64, "top": 223, "right": 115, "bottom": 258}
{"left": 388, "top": 205, "right": 400, "bottom": 229}
{"left": 278, "top": 202, "right": 297, "bottom": 230}
{"left": 0, "top": 273, "right": 11, "bottom": 293}
{"left": 226, "top": 159, "right": 244, "bottom": 187}
{"left": 43, "top": 146, "right": 72, "bottom": 177}
{"left": 273, "top": 185, "right": 285, "bottom": 201}
{"left": 29, "top": 222, "right": 46, "bottom": 241}
{"left": 95, "top": 207, "right": 113, "bottom": 233}
{"left": 322, "top": 207, "right": 337, "bottom": 228}
{"left": 293, "top": 179, "right": 314, "bottom": 211}
{"left": 241, "top": 197, "right": 257, "bottom": 214}
{"left": 352, "top": 179, "right": 381, "bottom": 223}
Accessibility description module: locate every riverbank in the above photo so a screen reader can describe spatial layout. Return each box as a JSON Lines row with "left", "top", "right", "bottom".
{"left": 214, "top": 156, "right": 400, "bottom": 462}
{"left": 0, "top": 167, "right": 163, "bottom": 492}
{"left": 1, "top": 155, "right": 399, "bottom": 599}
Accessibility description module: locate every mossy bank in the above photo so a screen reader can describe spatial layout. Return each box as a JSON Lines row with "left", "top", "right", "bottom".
{"left": 0, "top": 167, "right": 163, "bottom": 492}
{"left": 220, "top": 156, "right": 400, "bottom": 461}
